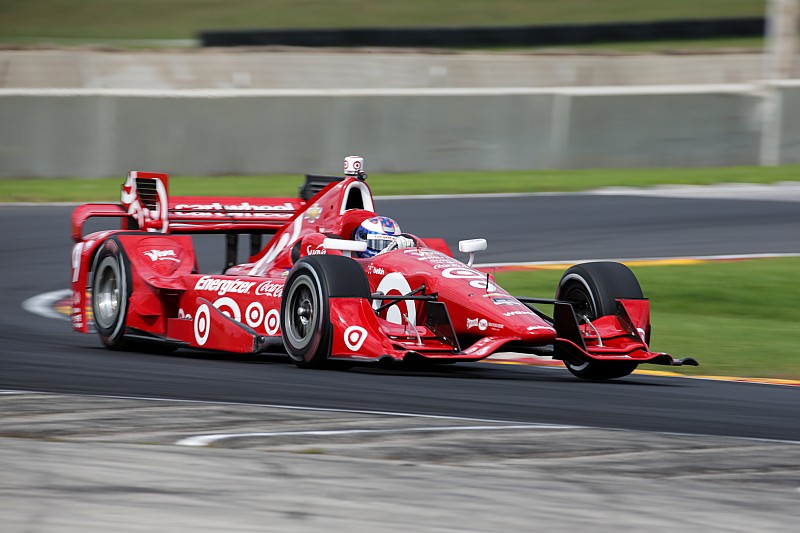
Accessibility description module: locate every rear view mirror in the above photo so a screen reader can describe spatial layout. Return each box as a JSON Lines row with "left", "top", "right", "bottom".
{"left": 458, "top": 238, "right": 487, "bottom": 267}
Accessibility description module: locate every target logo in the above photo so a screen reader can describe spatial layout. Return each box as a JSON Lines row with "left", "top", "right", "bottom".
{"left": 242, "top": 302, "right": 280, "bottom": 335}
{"left": 264, "top": 309, "right": 280, "bottom": 335}
{"left": 344, "top": 326, "right": 368, "bottom": 351}
{"left": 213, "top": 297, "right": 241, "bottom": 322}
{"left": 373, "top": 272, "right": 415, "bottom": 325}
{"left": 194, "top": 304, "right": 211, "bottom": 346}
{"left": 245, "top": 302, "right": 264, "bottom": 328}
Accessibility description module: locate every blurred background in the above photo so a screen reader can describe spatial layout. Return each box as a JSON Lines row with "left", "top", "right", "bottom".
{"left": 1, "top": 0, "right": 798, "bottom": 177}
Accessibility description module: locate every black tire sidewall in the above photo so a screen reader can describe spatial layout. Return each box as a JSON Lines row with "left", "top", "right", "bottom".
{"left": 281, "top": 262, "right": 330, "bottom": 366}
{"left": 557, "top": 262, "right": 643, "bottom": 318}
{"left": 90, "top": 239, "right": 130, "bottom": 349}
{"left": 280, "top": 255, "right": 371, "bottom": 368}
{"left": 556, "top": 262, "right": 643, "bottom": 380}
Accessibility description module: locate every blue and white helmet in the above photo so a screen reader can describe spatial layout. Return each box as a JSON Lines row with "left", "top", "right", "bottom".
{"left": 354, "top": 216, "right": 401, "bottom": 258}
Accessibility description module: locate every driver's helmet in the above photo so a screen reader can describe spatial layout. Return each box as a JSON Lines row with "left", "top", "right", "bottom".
{"left": 354, "top": 216, "right": 401, "bottom": 258}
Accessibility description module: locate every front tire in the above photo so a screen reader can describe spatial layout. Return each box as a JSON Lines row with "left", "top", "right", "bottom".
{"left": 91, "top": 239, "right": 131, "bottom": 350}
{"left": 556, "top": 262, "right": 642, "bottom": 380}
{"left": 280, "top": 255, "right": 370, "bottom": 368}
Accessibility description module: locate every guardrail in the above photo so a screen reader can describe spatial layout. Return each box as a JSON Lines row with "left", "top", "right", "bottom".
{"left": 1, "top": 82, "right": 798, "bottom": 178}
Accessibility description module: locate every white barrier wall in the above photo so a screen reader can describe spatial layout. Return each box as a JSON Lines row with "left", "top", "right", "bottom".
{"left": 775, "top": 81, "right": 800, "bottom": 164}
{"left": 0, "top": 84, "right": 792, "bottom": 178}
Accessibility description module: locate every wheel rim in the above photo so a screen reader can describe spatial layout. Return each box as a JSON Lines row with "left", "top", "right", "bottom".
{"left": 562, "top": 282, "right": 596, "bottom": 321}
{"left": 95, "top": 261, "right": 120, "bottom": 330}
{"left": 285, "top": 275, "right": 317, "bottom": 348}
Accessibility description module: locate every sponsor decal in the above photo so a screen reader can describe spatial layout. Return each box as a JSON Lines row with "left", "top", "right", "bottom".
{"left": 344, "top": 325, "right": 368, "bottom": 351}
{"left": 467, "top": 317, "right": 503, "bottom": 331}
{"left": 71, "top": 243, "right": 83, "bottom": 283}
{"left": 194, "top": 304, "right": 211, "bottom": 346}
{"left": 143, "top": 249, "right": 180, "bottom": 262}
{"left": 121, "top": 172, "right": 169, "bottom": 233}
{"left": 254, "top": 281, "right": 284, "bottom": 298}
{"left": 245, "top": 302, "right": 264, "bottom": 328}
{"left": 503, "top": 310, "right": 536, "bottom": 317}
{"left": 245, "top": 304, "right": 280, "bottom": 335}
{"left": 373, "top": 272, "right": 415, "bottom": 326}
{"left": 304, "top": 203, "right": 322, "bottom": 222}
{"left": 250, "top": 217, "right": 304, "bottom": 276}
{"left": 305, "top": 244, "right": 326, "bottom": 255}
{"left": 366, "top": 265, "right": 385, "bottom": 275}
{"left": 491, "top": 297, "right": 522, "bottom": 306}
{"left": 403, "top": 249, "right": 497, "bottom": 290}
{"left": 213, "top": 297, "right": 241, "bottom": 322}
{"left": 191, "top": 300, "right": 280, "bottom": 343}
{"left": 527, "top": 325, "right": 555, "bottom": 332}
{"left": 264, "top": 309, "right": 280, "bottom": 335}
{"left": 466, "top": 318, "right": 484, "bottom": 331}
{"left": 194, "top": 276, "right": 256, "bottom": 296}
{"left": 172, "top": 201, "right": 295, "bottom": 219}
{"left": 441, "top": 267, "right": 497, "bottom": 292}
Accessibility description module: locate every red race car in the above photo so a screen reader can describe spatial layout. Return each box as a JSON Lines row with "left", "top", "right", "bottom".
{"left": 70, "top": 156, "right": 696, "bottom": 380}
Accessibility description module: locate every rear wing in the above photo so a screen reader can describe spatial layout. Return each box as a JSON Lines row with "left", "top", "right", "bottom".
{"left": 72, "top": 171, "right": 345, "bottom": 242}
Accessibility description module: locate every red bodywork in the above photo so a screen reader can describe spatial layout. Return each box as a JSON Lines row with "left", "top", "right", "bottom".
{"left": 70, "top": 171, "right": 681, "bottom": 368}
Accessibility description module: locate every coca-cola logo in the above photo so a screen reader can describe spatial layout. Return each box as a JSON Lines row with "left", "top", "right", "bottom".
{"left": 255, "top": 281, "right": 284, "bottom": 298}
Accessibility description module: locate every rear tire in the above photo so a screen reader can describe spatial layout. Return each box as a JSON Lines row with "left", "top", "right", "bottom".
{"left": 556, "top": 262, "right": 642, "bottom": 380}
{"left": 91, "top": 239, "right": 131, "bottom": 350}
{"left": 280, "top": 255, "right": 370, "bottom": 368}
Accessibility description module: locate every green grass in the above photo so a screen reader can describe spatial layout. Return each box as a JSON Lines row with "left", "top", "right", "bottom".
{"left": 493, "top": 257, "right": 800, "bottom": 380}
{"left": 2, "top": 165, "right": 799, "bottom": 203}
{"left": 0, "top": 1, "right": 765, "bottom": 42}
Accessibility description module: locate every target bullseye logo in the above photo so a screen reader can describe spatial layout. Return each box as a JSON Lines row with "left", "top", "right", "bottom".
{"left": 344, "top": 326, "right": 368, "bottom": 351}
{"left": 264, "top": 309, "right": 280, "bottom": 335}
{"left": 194, "top": 304, "right": 211, "bottom": 346}
{"left": 213, "top": 297, "right": 241, "bottom": 322}
{"left": 245, "top": 302, "right": 264, "bottom": 328}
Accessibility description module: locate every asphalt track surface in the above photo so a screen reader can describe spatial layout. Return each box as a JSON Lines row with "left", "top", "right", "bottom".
{"left": 2, "top": 194, "right": 799, "bottom": 442}
{"left": 0, "top": 195, "right": 800, "bottom": 441}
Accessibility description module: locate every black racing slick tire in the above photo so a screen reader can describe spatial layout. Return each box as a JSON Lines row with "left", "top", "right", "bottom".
{"left": 280, "top": 255, "right": 371, "bottom": 369}
{"left": 91, "top": 239, "right": 131, "bottom": 350}
{"left": 556, "top": 262, "right": 643, "bottom": 380}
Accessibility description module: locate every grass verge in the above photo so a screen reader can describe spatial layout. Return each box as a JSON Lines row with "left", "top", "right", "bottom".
{"left": 493, "top": 257, "right": 799, "bottom": 380}
{"left": 2, "top": 165, "right": 799, "bottom": 203}
{"left": 0, "top": 1, "right": 763, "bottom": 41}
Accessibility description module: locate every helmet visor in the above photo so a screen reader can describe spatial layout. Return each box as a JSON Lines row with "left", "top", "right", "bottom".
{"left": 364, "top": 232, "right": 397, "bottom": 253}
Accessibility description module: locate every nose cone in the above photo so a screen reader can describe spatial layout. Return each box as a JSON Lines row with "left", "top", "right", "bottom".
{"left": 472, "top": 294, "right": 556, "bottom": 344}
{"left": 518, "top": 323, "right": 557, "bottom": 344}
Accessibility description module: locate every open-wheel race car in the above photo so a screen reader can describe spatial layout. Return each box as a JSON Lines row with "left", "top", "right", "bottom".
{"left": 70, "top": 156, "right": 697, "bottom": 380}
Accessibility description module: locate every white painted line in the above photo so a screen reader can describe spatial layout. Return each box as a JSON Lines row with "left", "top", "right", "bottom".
{"left": 22, "top": 289, "right": 71, "bottom": 321}
{"left": 176, "top": 423, "right": 578, "bottom": 447}
{"left": 4, "top": 387, "right": 799, "bottom": 445}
